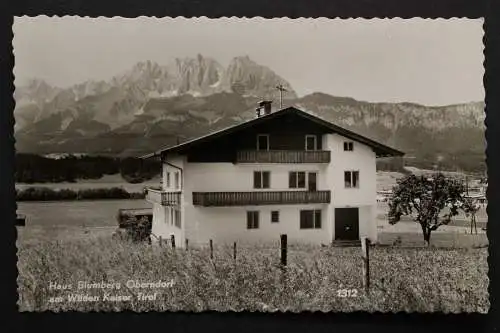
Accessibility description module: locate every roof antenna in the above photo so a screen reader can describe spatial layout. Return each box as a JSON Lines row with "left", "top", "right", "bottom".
{"left": 276, "top": 84, "right": 288, "bottom": 109}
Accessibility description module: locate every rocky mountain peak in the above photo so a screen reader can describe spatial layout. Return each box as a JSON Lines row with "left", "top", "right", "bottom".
{"left": 222, "top": 55, "right": 297, "bottom": 99}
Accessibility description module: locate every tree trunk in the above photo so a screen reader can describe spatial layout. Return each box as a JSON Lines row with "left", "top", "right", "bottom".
{"left": 421, "top": 223, "right": 432, "bottom": 247}
{"left": 424, "top": 230, "right": 432, "bottom": 247}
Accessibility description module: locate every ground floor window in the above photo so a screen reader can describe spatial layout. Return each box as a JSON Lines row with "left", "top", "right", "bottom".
{"left": 300, "top": 209, "right": 322, "bottom": 229}
{"left": 174, "top": 209, "right": 181, "bottom": 228}
{"left": 271, "top": 210, "right": 280, "bottom": 223}
{"left": 247, "top": 211, "right": 259, "bottom": 229}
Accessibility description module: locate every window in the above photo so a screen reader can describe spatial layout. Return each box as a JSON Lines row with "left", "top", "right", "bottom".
{"left": 247, "top": 211, "right": 259, "bottom": 229}
{"left": 300, "top": 210, "right": 322, "bottom": 229}
{"left": 308, "top": 172, "right": 317, "bottom": 191}
{"left": 271, "top": 211, "right": 280, "bottom": 223}
{"left": 344, "top": 171, "right": 360, "bottom": 188}
{"left": 174, "top": 172, "right": 180, "bottom": 189}
{"left": 254, "top": 171, "right": 270, "bottom": 189}
{"left": 344, "top": 142, "right": 354, "bottom": 151}
{"left": 257, "top": 134, "right": 269, "bottom": 151}
{"left": 170, "top": 208, "right": 174, "bottom": 226}
{"left": 174, "top": 209, "right": 181, "bottom": 228}
{"left": 166, "top": 172, "right": 170, "bottom": 188}
{"left": 289, "top": 171, "right": 306, "bottom": 188}
{"left": 305, "top": 135, "right": 317, "bottom": 151}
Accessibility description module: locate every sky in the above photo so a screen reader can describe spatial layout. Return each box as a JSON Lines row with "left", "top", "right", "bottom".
{"left": 13, "top": 17, "right": 484, "bottom": 106}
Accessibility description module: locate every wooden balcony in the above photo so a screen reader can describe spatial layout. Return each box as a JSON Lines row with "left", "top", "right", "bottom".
{"left": 236, "top": 150, "right": 331, "bottom": 163}
{"left": 192, "top": 190, "right": 331, "bottom": 207}
{"left": 145, "top": 188, "right": 181, "bottom": 206}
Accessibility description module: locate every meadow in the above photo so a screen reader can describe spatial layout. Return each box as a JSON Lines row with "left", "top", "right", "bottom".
{"left": 17, "top": 199, "right": 152, "bottom": 245}
{"left": 17, "top": 237, "right": 489, "bottom": 313}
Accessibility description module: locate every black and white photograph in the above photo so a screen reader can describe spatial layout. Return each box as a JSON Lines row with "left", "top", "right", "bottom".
{"left": 13, "top": 17, "right": 487, "bottom": 312}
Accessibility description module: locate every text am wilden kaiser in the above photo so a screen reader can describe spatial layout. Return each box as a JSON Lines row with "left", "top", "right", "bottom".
{"left": 48, "top": 280, "right": 175, "bottom": 290}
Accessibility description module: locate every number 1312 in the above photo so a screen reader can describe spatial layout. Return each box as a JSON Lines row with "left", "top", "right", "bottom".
{"left": 337, "top": 289, "right": 358, "bottom": 297}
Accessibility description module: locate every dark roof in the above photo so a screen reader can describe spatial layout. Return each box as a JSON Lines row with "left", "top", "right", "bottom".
{"left": 141, "top": 106, "right": 404, "bottom": 159}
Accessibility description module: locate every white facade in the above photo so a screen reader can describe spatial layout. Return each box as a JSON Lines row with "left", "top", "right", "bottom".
{"left": 149, "top": 132, "right": 379, "bottom": 247}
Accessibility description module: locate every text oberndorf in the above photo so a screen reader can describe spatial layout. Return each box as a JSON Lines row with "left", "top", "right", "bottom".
{"left": 77, "top": 279, "right": 175, "bottom": 290}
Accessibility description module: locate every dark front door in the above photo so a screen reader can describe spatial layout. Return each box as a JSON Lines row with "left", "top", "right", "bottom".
{"left": 335, "top": 208, "right": 359, "bottom": 240}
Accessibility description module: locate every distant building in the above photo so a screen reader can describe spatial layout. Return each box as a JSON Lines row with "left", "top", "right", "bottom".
{"left": 142, "top": 103, "right": 404, "bottom": 247}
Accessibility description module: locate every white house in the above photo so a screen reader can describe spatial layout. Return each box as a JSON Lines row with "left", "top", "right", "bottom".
{"left": 142, "top": 102, "right": 404, "bottom": 247}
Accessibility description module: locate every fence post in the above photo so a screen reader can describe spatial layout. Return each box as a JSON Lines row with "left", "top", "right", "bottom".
{"left": 280, "top": 234, "right": 287, "bottom": 266}
{"left": 233, "top": 242, "right": 237, "bottom": 260}
{"left": 159, "top": 236, "right": 163, "bottom": 247}
{"left": 171, "top": 235, "right": 176, "bottom": 249}
{"left": 210, "top": 239, "right": 214, "bottom": 259}
{"left": 361, "top": 237, "right": 370, "bottom": 292}
{"left": 185, "top": 238, "right": 189, "bottom": 250}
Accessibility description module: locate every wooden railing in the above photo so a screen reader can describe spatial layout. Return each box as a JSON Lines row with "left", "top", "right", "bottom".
{"left": 192, "top": 190, "right": 331, "bottom": 207}
{"left": 236, "top": 150, "right": 331, "bottom": 163}
{"left": 146, "top": 188, "right": 181, "bottom": 206}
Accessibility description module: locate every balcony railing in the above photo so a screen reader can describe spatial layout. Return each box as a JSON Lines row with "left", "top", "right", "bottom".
{"left": 192, "top": 190, "right": 331, "bottom": 207}
{"left": 236, "top": 150, "right": 331, "bottom": 163}
{"left": 146, "top": 188, "right": 181, "bottom": 206}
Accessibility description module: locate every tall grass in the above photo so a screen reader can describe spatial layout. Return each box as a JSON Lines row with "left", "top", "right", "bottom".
{"left": 17, "top": 238, "right": 489, "bottom": 313}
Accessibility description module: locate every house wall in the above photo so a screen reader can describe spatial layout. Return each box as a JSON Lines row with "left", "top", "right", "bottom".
{"left": 324, "top": 133, "right": 378, "bottom": 242}
{"left": 323, "top": 133, "right": 377, "bottom": 206}
{"left": 152, "top": 155, "right": 187, "bottom": 245}
{"left": 161, "top": 155, "right": 185, "bottom": 192}
{"left": 184, "top": 163, "right": 329, "bottom": 192}
{"left": 185, "top": 204, "right": 332, "bottom": 246}
{"left": 150, "top": 203, "right": 183, "bottom": 245}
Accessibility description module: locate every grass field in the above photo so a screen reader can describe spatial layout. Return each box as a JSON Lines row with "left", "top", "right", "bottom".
{"left": 17, "top": 237, "right": 489, "bottom": 312}
{"left": 17, "top": 199, "right": 152, "bottom": 245}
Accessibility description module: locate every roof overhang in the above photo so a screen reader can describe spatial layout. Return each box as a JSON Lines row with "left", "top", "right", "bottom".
{"left": 139, "top": 106, "right": 405, "bottom": 159}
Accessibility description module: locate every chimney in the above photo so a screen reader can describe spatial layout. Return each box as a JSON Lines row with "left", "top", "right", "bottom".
{"left": 256, "top": 100, "right": 272, "bottom": 118}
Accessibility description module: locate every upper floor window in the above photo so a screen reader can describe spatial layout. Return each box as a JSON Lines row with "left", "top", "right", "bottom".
{"left": 305, "top": 135, "right": 318, "bottom": 151}
{"left": 166, "top": 172, "right": 171, "bottom": 188}
{"left": 289, "top": 171, "right": 306, "bottom": 189}
{"left": 300, "top": 209, "right": 322, "bottom": 229}
{"left": 247, "top": 211, "right": 260, "bottom": 229}
{"left": 289, "top": 171, "right": 317, "bottom": 190}
{"left": 257, "top": 134, "right": 269, "bottom": 151}
{"left": 174, "top": 172, "right": 180, "bottom": 189}
{"left": 344, "top": 170, "right": 359, "bottom": 188}
{"left": 254, "top": 171, "right": 270, "bottom": 189}
{"left": 344, "top": 142, "right": 354, "bottom": 151}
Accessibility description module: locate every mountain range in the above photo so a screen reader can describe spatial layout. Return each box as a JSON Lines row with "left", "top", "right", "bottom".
{"left": 13, "top": 55, "right": 485, "bottom": 173}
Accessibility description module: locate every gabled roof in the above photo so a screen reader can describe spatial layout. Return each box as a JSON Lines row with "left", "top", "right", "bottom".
{"left": 141, "top": 106, "right": 404, "bottom": 158}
